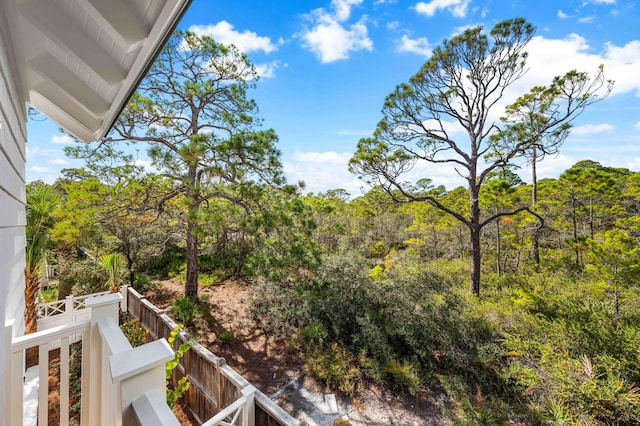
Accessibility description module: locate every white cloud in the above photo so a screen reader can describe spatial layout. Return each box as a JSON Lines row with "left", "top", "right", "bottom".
{"left": 48, "top": 158, "right": 68, "bottom": 165}
{"left": 414, "top": 0, "right": 471, "bottom": 18}
{"left": 255, "top": 61, "right": 285, "bottom": 79}
{"left": 557, "top": 9, "right": 569, "bottom": 19}
{"left": 635, "top": 121, "right": 640, "bottom": 130}
{"left": 300, "top": 10, "right": 373, "bottom": 63}
{"left": 133, "top": 159, "right": 157, "bottom": 173}
{"left": 518, "top": 36, "right": 640, "bottom": 99}
{"left": 331, "top": 0, "right": 363, "bottom": 22}
{"left": 578, "top": 15, "right": 596, "bottom": 23}
{"left": 452, "top": 24, "right": 478, "bottom": 35}
{"left": 533, "top": 154, "right": 578, "bottom": 180}
{"left": 189, "top": 22, "right": 278, "bottom": 54}
{"left": 397, "top": 35, "right": 432, "bottom": 57}
{"left": 29, "top": 165, "right": 50, "bottom": 173}
{"left": 51, "top": 134, "right": 74, "bottom": 145}
{"left": 572, "top": 123, "right": 614, "bottom": 135}
{"left": 292, "top": 150, "right": 352, "bottom": 164}
{"left": 285, "top": 150, "right": 363, "bottom": 195}
{"left": 591, "top": 0, "right": 615, "bottom": 4}
{"left": 386, "top": 21, "right": 400, "bottom": 30}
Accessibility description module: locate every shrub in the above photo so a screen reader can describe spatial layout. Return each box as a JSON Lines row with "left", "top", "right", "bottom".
{"left": 119, "top": 312, "right": 149, "bottom": 347}
{"left": 305, "top": 343, "right": 364, "bottom": 397}
{"left": 171, "top": 297, "right": 198, "bottom": 325}
{"left": 300, "top": 323, "right": 327, "bottom": 347}
{"left": 249, "top": 277, "right": 312, "bottom": 337}
{"left": 217, "top": 330, "right": 235, "bottom": 346}
{"left": 38, "top": 284, "right": 58, "bottom": 303}
{"left": 57, "top": 260, "right": 108, "bottom": 297}
{"left": 383, "top": 359, "right": 420, "bottom": 395}
{"left": 132, "top": 273, "right": 153, "bottom": 292}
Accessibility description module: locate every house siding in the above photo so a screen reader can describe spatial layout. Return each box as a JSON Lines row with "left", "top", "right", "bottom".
{"left": 0, "top": 3, "right": 27, "bottom": 425}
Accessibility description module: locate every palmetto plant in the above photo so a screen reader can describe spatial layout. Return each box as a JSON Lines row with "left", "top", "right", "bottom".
{"left": 99, "top": 253, "right": 124, "bottom": 294}
{"left": 25, "top": 184, "right": 60, "bottom": 334}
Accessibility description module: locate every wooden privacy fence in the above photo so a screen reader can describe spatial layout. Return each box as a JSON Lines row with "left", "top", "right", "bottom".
{"left": 126, "top": 287, "right": 298, "bottom": 426}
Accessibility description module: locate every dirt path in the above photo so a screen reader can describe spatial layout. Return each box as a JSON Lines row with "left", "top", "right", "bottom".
{"left": 146, "top": 280, "right": 446, "bottom": 425}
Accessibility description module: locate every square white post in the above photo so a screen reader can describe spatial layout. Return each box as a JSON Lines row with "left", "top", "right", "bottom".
{"left": 241, "top": 385, "right": 256, "bottom": 426}
{"left": 110, "top": 339, "right": 175, "bottom": 426}
{"left": 83, "top": 293, "right": 123, "bottom": 426}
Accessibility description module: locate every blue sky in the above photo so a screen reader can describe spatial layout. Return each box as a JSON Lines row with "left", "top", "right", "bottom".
{"left": 26, "top": 0, "right": 640, "bottom": 196}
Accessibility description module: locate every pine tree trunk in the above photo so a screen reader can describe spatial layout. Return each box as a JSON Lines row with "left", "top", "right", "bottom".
{"left": 185, "top": 220, "right": 199, "bottom": 299}
{"left": 496, "top": 218, "right": 502, "bottom": 277}
{"left": 470, "top": 225, "right": 481, "bottom": 296}
{"left": 531, "top": 149, "right": 541, "bottom": 267}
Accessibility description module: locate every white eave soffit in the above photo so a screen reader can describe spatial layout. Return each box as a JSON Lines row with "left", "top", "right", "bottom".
{"left": 5, "top": 0, "right": 192, "bottom": 143}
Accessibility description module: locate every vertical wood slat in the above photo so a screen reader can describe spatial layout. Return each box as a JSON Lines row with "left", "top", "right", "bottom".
{"left": 60, "top": 336, "right": 70, "bottom": 426}
{"left": 38, "top": 343, "right": 49, "bottom": 426}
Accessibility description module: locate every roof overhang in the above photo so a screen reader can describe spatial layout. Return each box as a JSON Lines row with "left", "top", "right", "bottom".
{"left": 3, "top": 0, "right": 192, "bottom": 142}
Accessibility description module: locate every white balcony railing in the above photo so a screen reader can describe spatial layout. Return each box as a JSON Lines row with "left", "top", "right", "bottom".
{"left": 5, "top": 286, "right": 275, "bottom": 426}
{"left": 5, "top": 292, "right": 178, "bottom": 426}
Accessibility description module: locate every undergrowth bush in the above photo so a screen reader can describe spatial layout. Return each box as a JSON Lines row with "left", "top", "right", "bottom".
{"left": 304, "top": 343, "right": 366, "bottom": 397}
{"left": 252, "top": 254, "right": 495, "bottom": 398}
{"left": 252, "top": 253, "right": 640, "bottom": 425}
{"left": 132, "top": 273, "right": 154, "bottom": 293}
{"left": 170, "top": 295, "right": 211, "bottom": 328}
{"left": 58, "top": 260, "right": 108, "bottom": 297}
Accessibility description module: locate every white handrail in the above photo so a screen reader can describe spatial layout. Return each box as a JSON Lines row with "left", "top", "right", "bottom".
{"left": 12, "top": 319, "right": 90, "bottom": 352}
{"left": 10, "top": 319, "right": 91, "bottom": 426}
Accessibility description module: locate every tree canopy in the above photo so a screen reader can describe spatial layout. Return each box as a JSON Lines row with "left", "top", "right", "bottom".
{"left": 349, "top": 18, "right": 613, "bottom": 295}
{"left": 104, "top": 31, "right": 287, "bottom": 298}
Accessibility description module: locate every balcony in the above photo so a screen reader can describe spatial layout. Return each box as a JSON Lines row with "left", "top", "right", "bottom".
{"left": 5, "top": 288, "right": 298, "bottom": 425}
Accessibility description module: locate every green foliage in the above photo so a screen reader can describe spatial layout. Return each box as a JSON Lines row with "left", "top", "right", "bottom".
{"left": 119, "top": 312, "right": 149, "bottom": 348}
{"left": 166, "top": 325, "right": 194, "bottom": 409}
{"left": 383, "top": 359, "right": 420, "bottom": 395}
{"left": 490, "top": 270, "right": 640, "bottom": 425}
{"left": 249, "top": 277, "right": 312, "bottom": 337}
{"left": 217, "top": 330, "right": 235, "bottom": 346}
{"left": 132, "top": 273, "right": 154, "bottom": 293}
{"left": 38, "top": 284, "right": 58, "bottom": 303}
{"left": 99, "top": 253, "right": 124, "bottom": 293}
{"left": 170, "top": 295, "right": 211, "bottom": 328}
{"left": 58, "top": 259, "right": 108, "bottom": 296}
{"left": 304, "top": 343, "right": 365, "bottom": 397}
{"left": 300, "top": 323, "right": 328, "bottom": 347}
{"left": 108, "top": 30, "right": 288, "bottom": 299}
{"left": 68, "top": 343, "right": 82, "bottom": 414}
{"left": 252, "top": 254, "right": 494, "bottom": 398}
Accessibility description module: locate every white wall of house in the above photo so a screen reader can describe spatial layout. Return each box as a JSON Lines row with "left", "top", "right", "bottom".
{"left": 0, "top": 3, "right": 27, "bottom": 424}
